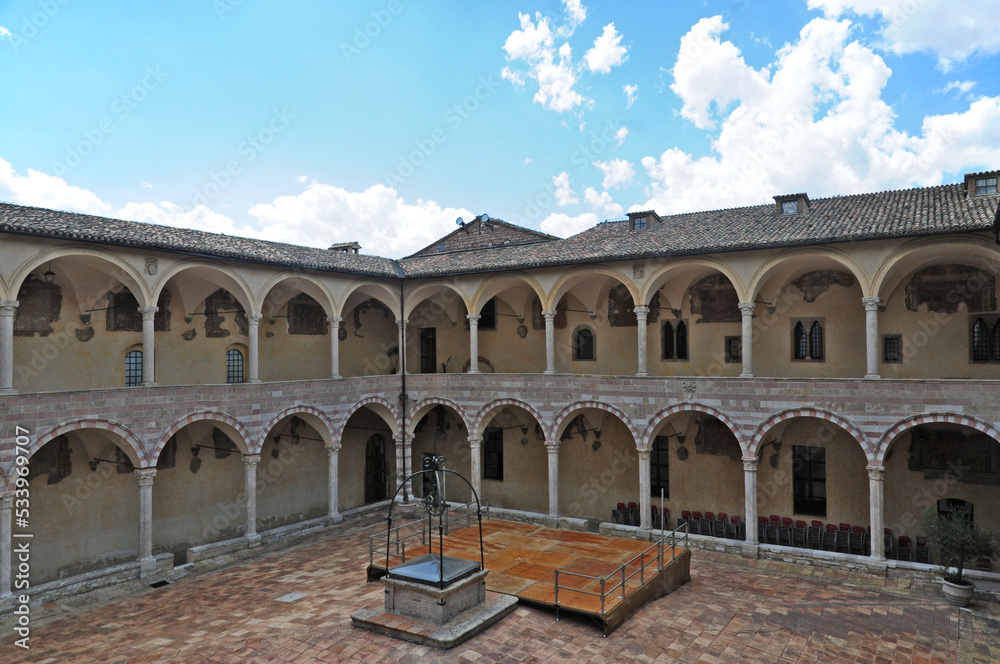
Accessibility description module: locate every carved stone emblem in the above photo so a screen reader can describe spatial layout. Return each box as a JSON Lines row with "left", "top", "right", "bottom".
{"left": 145, "top": 257, "right": 158, "bottom": 275}
{"left": 682, "top": 381, "right": 697, "bottom": 400}
{"left": 633, "top": 264, "right": 645, "bottom": 280}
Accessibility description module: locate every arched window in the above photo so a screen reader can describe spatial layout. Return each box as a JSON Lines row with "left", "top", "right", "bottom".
{"left": 226, "top": 348, "right": 245, "bottom": 383}
{"left": 809, "top": 320, "right": 824, "bottom": 360}
{"left": 793, "top": 321, "right": 807, "bottom": 359}
{"left": 972, "top": 317, "right": 989, "bottom": 362}
{"left": 125, "top": 350, "right": 143, "bottom": 386}
{"left": 573, "top": 326, "right": 595, "bottom": 360}
{"left": 793, "top": 319, "right": 824, "bottom": 360}
{"left": 662, "top": 321, "right": 675, "bottom": 359}
{"left": 676, "top": 321, "right": 688, "bottom": 360}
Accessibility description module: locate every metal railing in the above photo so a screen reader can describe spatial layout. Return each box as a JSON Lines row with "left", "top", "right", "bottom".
{"left": 554, "top": 521, "right": 689, "bottom": 616}
{"left": 368, "top": 499, "right": 489, "bottom": 568}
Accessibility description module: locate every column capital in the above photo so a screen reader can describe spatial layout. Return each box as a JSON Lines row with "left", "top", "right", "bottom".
{"left": 393, "top": 432, "right": 412, "bottom": 445}
{"left": 242, "top": 454, "right": 261, "bottom": 468}
{"left": 0, "top": 300, "right": 19, "bottom": 315}
{"left": 467, "top": 314, "right": 481, "bottom": 323}
{"left": 327, "top": 315, "right": 343, "bottom": 324}
{"left": 134, "top": 467, "right": 157, "bottom": 486}
{"left": 325, "top": 443, "right": 342, "bottom": 454}
{"left": 247, "top": 312, "right": 263, "bottom": 324}
{"left": 867, "top": 465, "right": 885, "bottom": 482}
{"left": 138, "top": 306, "right": 159, "bottom": 320}
{"left": 738, "top": 302, "right": 756, "bottom": 314}
{"left": 468, "top": 435, "right": 483, "bottom": 448}
{"left": 544, "top": 440, "right": 560, "bottom": 454}
{"left": 633, "top": 305, "right": 650, "bottom": 317}
{"left": 396, "top": 318, "right": 408, "bottom": 330}
{"left": 637, "top": 448, "right": 651, "bottom": 461}
{"left": 862, "top": 297, "right": 882, "bottom": 311}
{"left": 541, "top": 310, "right": 556, "bottom": 321}
{"left": 742, "top": 456, "right": 759, "bottom": 472}
{"left": 0, "top": 492, "right": 13, "bottom": 509}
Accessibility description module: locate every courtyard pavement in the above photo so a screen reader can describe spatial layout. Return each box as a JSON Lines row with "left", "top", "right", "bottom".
{"left": 3, "top": 514, "right": 998, "bottom": 663}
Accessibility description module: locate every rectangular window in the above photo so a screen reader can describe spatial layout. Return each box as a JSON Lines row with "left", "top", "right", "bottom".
{"left": 632, "top": 217, "right": 647, "bottom": 230}
{"left": 781, "top": 200, "right": 798, "bottom": 215}
{"left": 883, "top": 334, "right": 902, "bottom": 363}
{"left": 419, "top": 328, "right": 437, "bottom": 373}
{"left": 226, "top": 348, "right": 244, "bottom": 383}
{"left": 662, "top": 320, "right": 688, "bottom": 360}
{"left": 976, "top": 177, "right": 998, "bottom": 195}
{"left": 478, "top": 298, "right": 497, "bottom": 331}
{"left": 650, "top": 435, "right": 670, "bottom": 498}
{"left": 793, "top": 445, "right": 826, "bottom": 517}
{"left": 125, "top": 350, "right": 143, "bottom": 387}
{"left": 971, "top": 315, "right": 1000, "bottom": 363}
{"left": 483, "top": 426, "right": 503, "bottom": 480}
{"left": 724, "top": 336, "right": 741, "bottom": 363}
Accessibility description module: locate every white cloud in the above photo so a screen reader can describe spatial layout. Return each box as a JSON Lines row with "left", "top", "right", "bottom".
{"left": 140, "top": 181, "right": 153, "bottom": 189}
{"left": 584, "top": 187, "right": 623, "bottom": 217}
{"left": 615, "top": 126, "right": 629, "bottom": 145}
{"left": 592, "top": 158, "right": 635, "bottom": 189}
{"left": 0, "top": 26, "right": 11, "bottom": 38}
{"left": 539, "top": 211, "right": 599, "bottom": 237}
{"left": 641, "top": 16, "right": 1000, "bottom": 215}
{"left": 623, "top": 84, "right": 638, "bottom": 108}
{"left": 0, "top": 157, "right": 111, "bottom": 215}
{"left": 808, "top": 0, "right": 1000, "bottom": 70}
{"left": 502, "top": 13, "right": 586, "bottom": 113}
{"left": 584, "top": 23, "right": 628, "bottom": 73}
{"left": 938, "top": 80, "right": 976, "bottom": 96}
{"left": 553, "top": 171, "right": 578, "bottom": 206}
{"left": 560, "top": 0, "right": 586, "bottom": 36}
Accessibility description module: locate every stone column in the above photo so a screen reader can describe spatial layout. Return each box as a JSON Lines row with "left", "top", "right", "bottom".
{"left": 328, "top": 316, "right": 342, "bottom": 378}
{"left": 243, "top": 454, "right": 261, "bottom": 545}
{"left": 467, "top": 314, "right": 480, "bottom": 374}
{"left": 326, "top": 444, "right": 342, "bottom": 521}
{"left": 739, "top": 302, "right": 755, "bottom": 378}
{"left": 638, "top": 448, "right": 651, "bottom": 530}
{"left": 139, "top": 306, "right": 158, "bottom": 386}
{"left": 0, "top": 300, "right": 19, "bottom": 395}
{"left": 635, "top": 305, "right": 650, "bottom": 377}
{"left": 863, "top": 297, "right": 881, "bottom": 380}
{"left": 393, "top": 433, "right": 413, "bottom": 500}
{"left": 0, "top": 493, "right": 12, "bottom": 597}
{"left": 397, "top": 319, "right": 408, "bottom": 375}
{"left": 247, "top": 313, "right": 262, "bottom": 383}
{"left": 134, "top": 468, "right": 157, "bottom": 576}
{"left": 543, "top": 310, "right": 557, "bottom": 374}
{"left": 868, "top": 465, "right": 886, "bottom": 562}
{"left": 545, "top": 441, "right": 560, "bottom": 517}
{"left": 469, "top": 436, "right": 483, "bottom": 499}
{"left": 743, "top": 457, "right": 759, "bottom": 546}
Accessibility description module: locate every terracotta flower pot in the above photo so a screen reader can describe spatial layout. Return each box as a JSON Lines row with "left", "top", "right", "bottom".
{"left": 942, "top": 578, "right": 975, "bottom": 607}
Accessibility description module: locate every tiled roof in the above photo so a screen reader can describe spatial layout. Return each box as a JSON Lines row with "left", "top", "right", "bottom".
{"left": 407, "top": 217, "right": 557, "bottom": 257}
{"left": 1, "top": 181, "right": 997, "bottom": 280}
{"left": 0, "top": 202, "right": 400, "bottom": 277}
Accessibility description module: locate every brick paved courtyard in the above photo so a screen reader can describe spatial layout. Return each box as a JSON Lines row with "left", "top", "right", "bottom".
{"left": 2, "top": 514, "right": 997, "bottom": 663}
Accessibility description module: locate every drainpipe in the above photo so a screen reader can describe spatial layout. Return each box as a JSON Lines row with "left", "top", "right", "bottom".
{"left": 393, "top": 260, "right": 409, "bottom": 502}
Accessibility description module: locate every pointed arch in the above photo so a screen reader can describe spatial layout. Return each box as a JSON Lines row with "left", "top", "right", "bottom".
{"left": 338, "top": 396, "right": 401, "bottom": 438}
{"left": 874, "top": 412, "right": 1000, "bottom": 464}
{"left": 750, "top": 408, "right": 871, "bottom": 460}
{"left": 407, "top": 397, "right": 471, "bottom": 436}
{"left": 641, "top": 402, "right": 748, "bottom": 453}
{"left": 153, "top": 410, "right": 254, "bottom": 463}
{"left": 552, "top": 400, "right": 639, "bottom": 443}
{"left": 472, "top": 398, "right": 550, "bottom": 441}
{"left": 32, "top": 418, "right": 147, "bottom": 467}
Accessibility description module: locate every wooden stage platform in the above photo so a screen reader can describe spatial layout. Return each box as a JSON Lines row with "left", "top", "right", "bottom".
{"left": 369, "top": 520, "right": 691, "bottom": 634}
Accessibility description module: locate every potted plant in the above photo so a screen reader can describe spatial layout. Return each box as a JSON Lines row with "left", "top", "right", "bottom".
{"left": 919, "top": 506, "right": 1000, "bottom": 607}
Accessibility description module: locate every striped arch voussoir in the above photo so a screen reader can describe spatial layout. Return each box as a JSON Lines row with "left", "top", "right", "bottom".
{"left": 262, "top": 404, "right": 337, "bottom": 448}
{"left": 641, "top": 402, "right": 748, "bottom": 453}
{"left": 750, "top": 408, "right": 871, "bottom": 460}
{"left": 875, "top": 413, "right": 1000, "bottom": 464}
{"left": 339, "top": 396, "right": 401, "bottom": 439}
{"left": 153, "top": 410, "right": 254, "bottom": 463}
{"left": 33, "top": 418, "right": 148, "bottom": 467}
{"left": 406, "top": 397, "right": 471, "bottom": 436}
{"left": 552, "top": 401, "right": 639, "bottom": 443}
{"left": 472, "top": 398, "right": 550, "bottom": 441}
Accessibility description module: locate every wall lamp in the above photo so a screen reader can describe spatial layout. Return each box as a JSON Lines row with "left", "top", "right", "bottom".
{"left": 89, "top": 456, "right": 133, "bottom": 471}
{"left": 754, "top": 299, "right": 777, "bottom": 315}
{"left": 43, "top": 261, "right": 56, "bottom": 284}
{"left": 759, "top": 439, "right": 782, "bottom": 468}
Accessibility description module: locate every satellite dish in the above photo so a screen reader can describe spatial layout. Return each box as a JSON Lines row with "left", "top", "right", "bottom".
{"left": 480, "top": 213, "right": 490, "bottom": 222}
{"left": 456, "top": 217, "right": 465, "bottom": 226}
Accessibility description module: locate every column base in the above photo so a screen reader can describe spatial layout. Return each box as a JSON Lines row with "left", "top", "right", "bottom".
{"left": 636, "top": 371, "right": 649, "bottom": 377}
{"left": 139, "top": 556, "right": 159, "bottom": 577}
{"left": 739, "top": 372, "right": 754, "bottom": 378}
{"left": 247, "top": 379, "right": 262, "bottom": 384}
{"left": 468, "top": 369, "right": 480, "bottom": 374}
{"left": 543, "top": 370, "right": 557, "bottom": 375}
{"left": 0, "top": 388, "right": 17, "bottom": 396}
{"left": 741, "top": 542, "right": 760, "bottom": 558}
{"left": 246, "top": 533, "right": 262, "bottom": 548}
{"left": 330, "top": 374, "right": 342, "bottom": 380}
{"left": 864, "top": 373, "right": 881, "bottom": 380}
{"left": 327, "top": 512, "right": 343, "bottom": 525}
{"left": 140, "top": 381, "right": 157, "bottom": 387}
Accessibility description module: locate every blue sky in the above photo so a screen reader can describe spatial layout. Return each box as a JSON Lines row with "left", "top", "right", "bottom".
{"left": 2, "top": 0, "right": 999, "bottom": 257}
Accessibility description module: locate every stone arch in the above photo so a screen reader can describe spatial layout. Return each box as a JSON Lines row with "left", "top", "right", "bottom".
{"left": 470, "top": 272, "right": 546, "bottom": 317}
{"left": 407, "top": 397, "right": 471, "bottom": 437}
{"left": 11, "top": 245, "right": 151, "bottom": 308}
{"left": 552, "top": 401, "right": 639, "bottom": 443}
{"left": 153, "top": 259, "right": 257, "bottom": 314}
{"left": 472, "top": 398, "right": 551, "bottom": 441}
{"left": 261, "top": 404, "right": 337, "bottom": 450}
{"left": 872, "top": 236, "right": 1000, "bottom": 303}
{"left": 32, "top": 418, "right": 147, "bottom": 468}
{"left": 0, "top": 273, "right": 10, "bottom": 301}
{"left": 257, "top": 272, "right": 337, "bottom": 318}
{"left": 641, "top": 402, "right": 748, "bottom": 453}
{"left": 338, "top": 279, "right": 401, "bottom": 319}
{"left": 153, "top": 410, "right": 254, "bottom": 463}
{"left": 338, "top": 396, "right": 401, "bottom": 439}
{"left": 750, "top": 408, "right": 871, "bottom": 460}
{"left": 404, "top": 280, "right": 471, "bottom": 325}
{"left": 874, "top": 412, "right": 1000, "bottom": 465}
{"left": 640, "top": 257, "right": 746, "bottom": 305}
{"left": 747, "top": 247, "right": 872, "bottom": 301}
{"left": 547, "top": 266, "right": 639, "bottom": 311}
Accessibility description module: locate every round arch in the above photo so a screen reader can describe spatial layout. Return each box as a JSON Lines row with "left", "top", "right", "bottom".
{"left": 471, "top": 398, "right": 550, "bottom": 441}
{"left": 337, "top": 396, "right": 401, "bottom": 439}
{"left": 547, "top": 266, "right": 639, "bottom": 311}
{"left": 750, "top": 408, "right": 872, "bottom": 460}
{"left": 153, "top": 410, "right": 254, "bottom": 463}
{"left": 470, "top": 272, "right": 547, "bottom": 317}
{"left": 338, "top": 279, "right": 401, "bottom": 319}
{"left": 641, "top": 402, "right": 749, "bottom": 453}
{"left": 261, "top": 404, "right": 337, "bottom": 450}
{"left": 872, "top": 236, "right": 1000, "bottom": 303}
{"left": 11, "top": 245, "right": 152, "bottom": 307}
{"left": 407, "top": 397, "right": 471, "bottom": 437}
{"left": 640, "top": 257, "right": 746, "bottom": 305}
{"left": 257, "top": 271, "right": 337, "bottom": 318}
{"left": 32, "top": 418, "right": 147, "bottom": 468}
{"left": 153, "top": 259, "right": 257, "bottom": 313}
{"left": 747, "top": 247, "right": 872, "bottom": 301}
{"left": 403, "top": 280, "right": 472, "bottom": 321}
{"left": 0, "top": 273, "right": 10, "bottom": 301}
{"left": 874, "top": 412, "right": 1000, "bottom": 465}
{"left": 552, "top": 400, "right": 639, "bottom": 443}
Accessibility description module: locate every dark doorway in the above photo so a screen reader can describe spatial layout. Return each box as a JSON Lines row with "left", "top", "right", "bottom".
{"left": 364, "top": 434, "right": 387, "bottom": 503}
{"left": 419, "top": 328, "right": 437, "bottom": 373}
